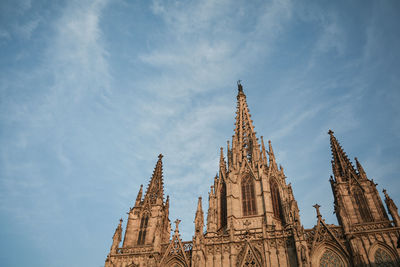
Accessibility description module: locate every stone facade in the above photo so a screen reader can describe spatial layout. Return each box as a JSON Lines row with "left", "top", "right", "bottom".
{"left": 105, "top": 83, "right": 400, "bottom": 267}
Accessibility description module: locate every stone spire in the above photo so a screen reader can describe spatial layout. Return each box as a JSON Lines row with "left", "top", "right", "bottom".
{"left": 328, "top": 130, "right": 356, "bottom": 181}
{"left": 194, "top": 197, "right": 204, "bottom": 235}
{"left": 110, "top": 218, "right": 123, "bottom": 254}
{"left": 206, "top": 186, "right": 217, "bottom": 233}
{"left": 268, "top": 140, "right": 278, "bottom": 170}
{"left": 219, "top": 147, "right": 227, "bottom": 177}
{"left": 232, "top": 81, "right": 260, "bottom": 165}
{"left": 143, "top": 154, "right": 165, "bottom": 205}
{"left": 260, "top": 136, "right": 268, "bottom": 165}
{"left": 135, "top": 184, "right": 143, "bottom": 206}
{"left": 383, "top": 189, "right": 400, "bottom": 227}
{"left": 354, "top": 157, "right": 367, "bottom": 180}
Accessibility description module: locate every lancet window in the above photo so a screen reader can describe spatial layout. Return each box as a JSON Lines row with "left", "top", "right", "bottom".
{"left": 137, "top": 214, "right": 149, "bottom": 245}
{"left": 220, "top": 181, "right": 227, "bottom": 228}
{"left": 354, "top": 187, "right": 373, "bottom": 222}
{"left": 242, "top": 175, "right": 256, "bottom": 216}
{"left": 270, "top": 179, "right": 283, "bottom": 220}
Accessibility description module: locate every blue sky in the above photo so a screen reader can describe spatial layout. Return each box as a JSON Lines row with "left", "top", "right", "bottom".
{"left": 1, "top": 0, "right": 399, "bottom": 266}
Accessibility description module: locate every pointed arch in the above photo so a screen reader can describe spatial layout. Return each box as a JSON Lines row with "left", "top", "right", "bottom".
{"left": 237, "top": 242, "right": 263, "bottom": 267}
{"left": 310, "top": 243, "right": 350, "bottom": 267}
{"left": 241, "top": 175, "right": 256, "bottom": 216}
{"left": 137, "top": 214, "right": 149, "bottom": 245}
{"left": 270, "top": 179, "right": 283, "bottom": 221}
{"left": 318, "top": 249, "right": 345, "bottom": 267}
{"left": 353, "top": 187, "right": 373, "bottom": 222}
{"left": 368, "top": 242, "right": 398, "bottom": 266}
{"left": 374, "top": 248, "right": 395, "bottom": 266}
{"left": 220, "top": 179, "right": 227, "bottom": 228}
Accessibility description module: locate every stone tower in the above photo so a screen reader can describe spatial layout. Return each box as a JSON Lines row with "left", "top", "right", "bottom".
{"left": 200, "top": 82, "right": 308, "bottom": 266}
{"left": 105, "top": 154, "right": 172, "bottom": 267}
{"left": 321, "top": 130, "right": 400, "bottom": 266}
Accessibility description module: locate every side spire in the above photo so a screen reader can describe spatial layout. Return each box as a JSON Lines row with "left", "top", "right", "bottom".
{"left": 354, "top": 157, "right": 367, "bottom": 180}
{"left": 328, "top": 130, "right": 356, "bottom": 181}
{"left": 143, "top": 154, "right": 165, "bottom": 204}
{"left": 135, "top": 185, "right": 143, "bottom": 206}
{"left": 232, "top": 81, "right": 260, "bottom": 165}
{"left": 110, "top": 218, "right": 123, "bottom": 254}
{"left": 383, "top": 189, "right": 400, "bottom": 227}
{"left": 194, "top": 197, "right": 204, "bottom": 235}
{"left": 219, "top": 147, "right": 227, "bottom": 175}
{"left": 268, "top": 140, "right": 277, "bottom": 169}
{"left": 260, "top": 136, "right": 267, "bottom": 165}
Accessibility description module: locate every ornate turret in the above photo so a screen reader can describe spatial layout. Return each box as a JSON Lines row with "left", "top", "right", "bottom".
{"left": 268, "top": 140, "right": 278, "bottom": 170}
{"left": 134, "top": 184, "right": 143, "bottom": 207}
{"left": 354, "top": 157, "right": 367, "bottom": 180}
{"left": 383, "top": 189, "right": 400, "bottom": 227}
{"left": 260, "top": 136, "right": 268, "bottom": 165}
{"left": 110, "top": 219, "right": 123, "bottom": 254}
{"left": 194, "top": 197, "right": 204, "bottom": 235}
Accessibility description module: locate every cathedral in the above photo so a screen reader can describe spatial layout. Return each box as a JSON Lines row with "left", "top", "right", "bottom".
{"left": 104, "top": 83, "right": 400, "bottom": 267}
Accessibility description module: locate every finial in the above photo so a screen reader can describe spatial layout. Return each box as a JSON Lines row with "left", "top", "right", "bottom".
{"left": 119, "top": 218, "right": 123, "bottom": 224}
{"left": 383, "top": 189, "right": 388, "bottom": 198}
{"left": 158, "top": 154, "right": 163, "bottom": 159}
{"left": 328, "top": 129, "right": 334, "bottom": 135}
{"left": 237, "top": 80, "right": 243, "bottom": 92}
{"left": 313, "top": 204, "right": 322, "bottom": 218}
{"left": 174, "top": 219, "right": 181, "bottom": 232}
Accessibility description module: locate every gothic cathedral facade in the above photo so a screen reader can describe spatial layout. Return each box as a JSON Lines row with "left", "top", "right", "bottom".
{"left": 105, "top": 83, "right": 400, "bottom": 267}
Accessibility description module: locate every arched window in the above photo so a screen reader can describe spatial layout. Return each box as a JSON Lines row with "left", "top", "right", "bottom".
{"left": 319, "top": 249, "right": 345, "bottom": 267}
{"left": 137, "top": 215, "right": 149, "bottom": 245}
{"left": 374, "top": 248, "right": 395, "bottom": 266}
{"left": 220, "top": 181, "right": 227, "bottom": 228}
{"left": 270, "top": 180, "right": 283, "bottom": 220}
{"left": 242, "top": 175, "right": 256, "bottom": 216}
{"left": 354, "top": 187, "right": 373, "bottom": 222}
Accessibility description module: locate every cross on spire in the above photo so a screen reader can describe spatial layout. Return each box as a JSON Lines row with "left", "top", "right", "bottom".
{"left": 313, "top": 204, "right": 321, "bottom": 218}
{"left": 174, "top": 219, "right": 181, "bottom": 232}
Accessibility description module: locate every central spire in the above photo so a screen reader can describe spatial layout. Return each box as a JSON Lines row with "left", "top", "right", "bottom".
{"left": 143, "top": 154, "right": 165, "bottom": 204}
{"left": 232, "top": 81, "right": 260, "bottom": 164}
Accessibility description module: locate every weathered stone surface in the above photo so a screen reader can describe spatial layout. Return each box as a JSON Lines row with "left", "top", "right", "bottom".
{"left": 105, "top": 83, "right": 400, "bottom": 267}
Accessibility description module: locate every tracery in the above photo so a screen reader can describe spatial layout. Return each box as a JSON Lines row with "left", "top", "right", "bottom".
{"left": 137, "top": 214, "right": 149, "bottom": 245}
{"left": 270, "top": 179, "right": 283, "bottom": 220}
{"left": 319, "top": 249, "right": 345, "bottom": 267}
{"left": 374, "top": 248, "right": 394, "bottom": 266}
{"left": 242, "top": 175, "right": 256, "bottom": 216}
